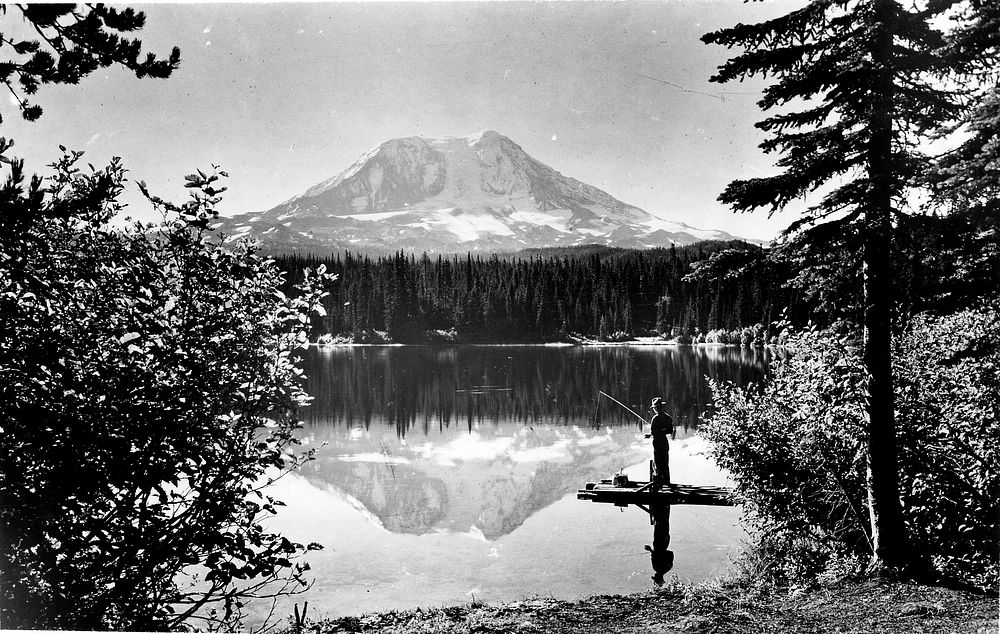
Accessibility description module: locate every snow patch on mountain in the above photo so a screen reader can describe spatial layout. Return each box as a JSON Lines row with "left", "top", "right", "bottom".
{"left": 508, "top": 209, "right": 573, "bottom": 233}
{"left": 342, "top": 210, "right": 412, "bottom": 222}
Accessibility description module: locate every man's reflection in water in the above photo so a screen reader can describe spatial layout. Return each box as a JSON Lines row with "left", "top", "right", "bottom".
{"left": 644, "top": 503, "right": 673, "bottom": 586}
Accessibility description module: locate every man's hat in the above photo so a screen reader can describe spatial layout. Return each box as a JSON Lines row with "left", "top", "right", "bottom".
{"left": 650, "top": 397, "right": 664, "bottom": 409}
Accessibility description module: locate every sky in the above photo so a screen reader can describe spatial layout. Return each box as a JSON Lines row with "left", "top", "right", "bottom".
{"left": 2, "top": 1, "right": 809, "bottom": 242}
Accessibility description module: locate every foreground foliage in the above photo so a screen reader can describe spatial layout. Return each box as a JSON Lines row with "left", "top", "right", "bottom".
{"left": 703, "top": 304, "right": 1000, "bottom": 591}
{"left": 0, "top": 151, "right": 331, "bottom": 629}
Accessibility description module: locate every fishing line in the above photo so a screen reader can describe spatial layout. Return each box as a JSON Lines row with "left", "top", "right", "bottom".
{"left": 598, "top": 391, "right": 647, "bottom": 429}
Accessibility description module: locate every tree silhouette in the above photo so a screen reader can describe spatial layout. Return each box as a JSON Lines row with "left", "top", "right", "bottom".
{"left": 703, "top": 0, "right": 961, "bottom": 572}
{"left": 0, "top": 4, "right": 178, "bottom": 124}
{"left": 929, "top": 1, "right": 1000, "bottom": 204}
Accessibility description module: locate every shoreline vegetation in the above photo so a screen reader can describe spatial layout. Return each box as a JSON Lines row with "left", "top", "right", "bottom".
{"left": 311, "top": 326, "right": 782, "bottom": 347}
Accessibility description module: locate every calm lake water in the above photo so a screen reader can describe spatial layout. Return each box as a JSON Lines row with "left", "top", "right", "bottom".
{"left": 257, "top": 345, "right": 770, "bottom": 624}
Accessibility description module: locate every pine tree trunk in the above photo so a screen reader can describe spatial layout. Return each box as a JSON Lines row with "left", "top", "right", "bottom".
{"left": 864, "top": 0, "right": 909, "bottom": 572}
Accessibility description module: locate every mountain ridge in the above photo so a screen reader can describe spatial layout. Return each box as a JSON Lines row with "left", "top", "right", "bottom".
{"left": 217, "top": 130, "right": 758, "bottom": 253}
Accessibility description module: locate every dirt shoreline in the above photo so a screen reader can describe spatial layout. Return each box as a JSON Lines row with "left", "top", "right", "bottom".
{"left": 291, "top": 579, "right": 997, "bottom": 634}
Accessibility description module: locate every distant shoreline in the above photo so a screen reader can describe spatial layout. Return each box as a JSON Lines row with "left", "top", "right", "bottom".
{"left": 308, "top": 338, "right": 772, "bottom": 348}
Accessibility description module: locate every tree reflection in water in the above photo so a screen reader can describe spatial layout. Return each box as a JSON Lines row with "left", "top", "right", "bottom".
{"left": 302, "top": 345, "right": 772, "bottom": 435}
{"left": 258, "top": 346, "right": 760, "bottom": 622}
{"left": 292, "top": 345, "right": 768, "bottom": 541}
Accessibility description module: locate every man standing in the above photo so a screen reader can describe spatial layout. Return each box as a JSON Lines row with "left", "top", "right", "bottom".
{"left": 646, "top": 397, "right": 674, "bottom": 487}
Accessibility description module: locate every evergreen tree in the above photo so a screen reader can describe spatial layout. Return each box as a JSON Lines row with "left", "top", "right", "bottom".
{"left": 623, "top": 297, "right": 634, "bottom": 336}
{"left": 703, "top": 0, "right": 960, "bottom": 572}
{"left": 681, "top": 302, "right": 696, "bottom": 337}
{"left": 929, "top": 2, "right": 1000, "bottom": 210}
{"left": 654, "top": 295, "right": 671, "bottom": 335}
{"left": 598, "top": 315, "right": 610, "bottom": 341}
{"left": 707, "top": 286, "right": 721, "bottom": 331}
{"left": 0, "top": 4, "right": 179, "bottom": 124}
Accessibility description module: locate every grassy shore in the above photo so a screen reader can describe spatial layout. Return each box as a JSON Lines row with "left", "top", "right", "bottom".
{"left": 285, "top": 578, "right": 996, "bottom": 634}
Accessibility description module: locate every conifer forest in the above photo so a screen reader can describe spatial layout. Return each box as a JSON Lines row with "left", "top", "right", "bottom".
{"left": 276, "top": 218, "right": 996, "bottom": 344}
{"left": 277, "top": 242, "right": 785, "bottom": 343}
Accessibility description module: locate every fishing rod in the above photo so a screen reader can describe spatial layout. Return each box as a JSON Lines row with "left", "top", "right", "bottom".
{"left": 598, "top": 391, "right": 648, "bottom": 429}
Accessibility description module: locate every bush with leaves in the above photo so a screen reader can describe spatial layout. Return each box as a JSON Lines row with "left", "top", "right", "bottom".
{"left": 703, "top": 329, "right": 871, "bottom": 585}
{"left": 703, "top": 305, "right": 999, "bottom": 591}
{"left": 0, "top": 149, "right": 333, "bottom": 630}
{"left": 893, "top": 306, "right": 1000, "bottom": 590}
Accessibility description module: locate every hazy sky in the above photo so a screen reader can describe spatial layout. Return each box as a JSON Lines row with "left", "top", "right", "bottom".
{"left": 3, "top": 1, "right": 808, "bottom": 241}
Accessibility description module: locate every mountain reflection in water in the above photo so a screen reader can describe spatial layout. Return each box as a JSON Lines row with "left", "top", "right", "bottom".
{"left": 298, "top": 422, "right": 653, "bottom": 539}
{"left": 258, "top": 345, "right": 768, "bottom": 623}
{"left": 296, "top": 345, "right": 769, "bottom": 539}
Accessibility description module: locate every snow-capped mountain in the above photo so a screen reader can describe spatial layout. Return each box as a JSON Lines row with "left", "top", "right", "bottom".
{"left": 218, "top": 130, "right": 751, "bottom": 253}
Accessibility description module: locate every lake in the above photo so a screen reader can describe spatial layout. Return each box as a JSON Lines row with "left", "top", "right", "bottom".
{"left": 257, "top": 344, "right": 770, "bottom": 624}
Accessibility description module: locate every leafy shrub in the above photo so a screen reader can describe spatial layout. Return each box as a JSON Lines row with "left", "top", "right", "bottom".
{"left": 703, "top": 304, "right": 999, "bottom": 590}
{"left": 706, "top": 329, "right": 736, "bottom": 345}
{"left": 704, "top": 326, "right": 772, "bottom": 346}
{"left": 893, "top": 306, "right": 1000, "bottom": 589}
{"left": 604, "top": 330, "right": 633, "bottom": 342}
{"left": 704, "top": 328, "right": 870, "bottom": 587}
{"left": 351, "top": 329, "right": 393, "bottom": 344}
{"left": 0, "top": 151, "right": 333, "bottom": 629}
{"left": 673, "top": 332, "right": 693, "bottom": 344}
{"left": 423, "top": 328, "right": 459, "bottom": 343}
{"left": 316, "top": 333, "right": 336, "bottom": 346}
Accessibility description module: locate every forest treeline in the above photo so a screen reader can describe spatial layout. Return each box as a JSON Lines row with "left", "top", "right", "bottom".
{"left": 275, "top": 241, "right": 799, "bottom": 344}
{"left": 274, "top": 213, "right": 996, "bottom": 345}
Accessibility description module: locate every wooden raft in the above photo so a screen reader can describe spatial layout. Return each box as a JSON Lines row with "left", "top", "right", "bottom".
{"left": 577, "top": 477, "right": 738, "bottom": 507}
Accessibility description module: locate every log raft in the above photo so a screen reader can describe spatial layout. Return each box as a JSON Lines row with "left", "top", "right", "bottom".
{"left": 577, "top": 477, "right": 738, "bottom": 507}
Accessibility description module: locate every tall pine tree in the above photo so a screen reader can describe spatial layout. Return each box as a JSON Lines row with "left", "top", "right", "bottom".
{"left": 930, "top": 0, "right": 1000, "bottom": 203}
{"left": 703, "top": 0, "right": 960, "bottom": 571}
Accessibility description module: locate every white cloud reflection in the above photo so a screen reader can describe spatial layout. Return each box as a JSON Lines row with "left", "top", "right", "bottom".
{"left": 412, "top": 433, "right": 516, "bottom": 466}
{"left": 509, "top": 439, "right": 573, "bottom": 464}
{"left": 338, "top": 452, "right": 412, "bottom": 465}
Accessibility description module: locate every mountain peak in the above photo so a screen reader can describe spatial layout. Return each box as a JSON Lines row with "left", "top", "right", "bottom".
{"left": 219, "top": 132, "right": 753, "bottom": 253}
{"left": 468, "top": 129, "right": 503, "bottom": 143}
